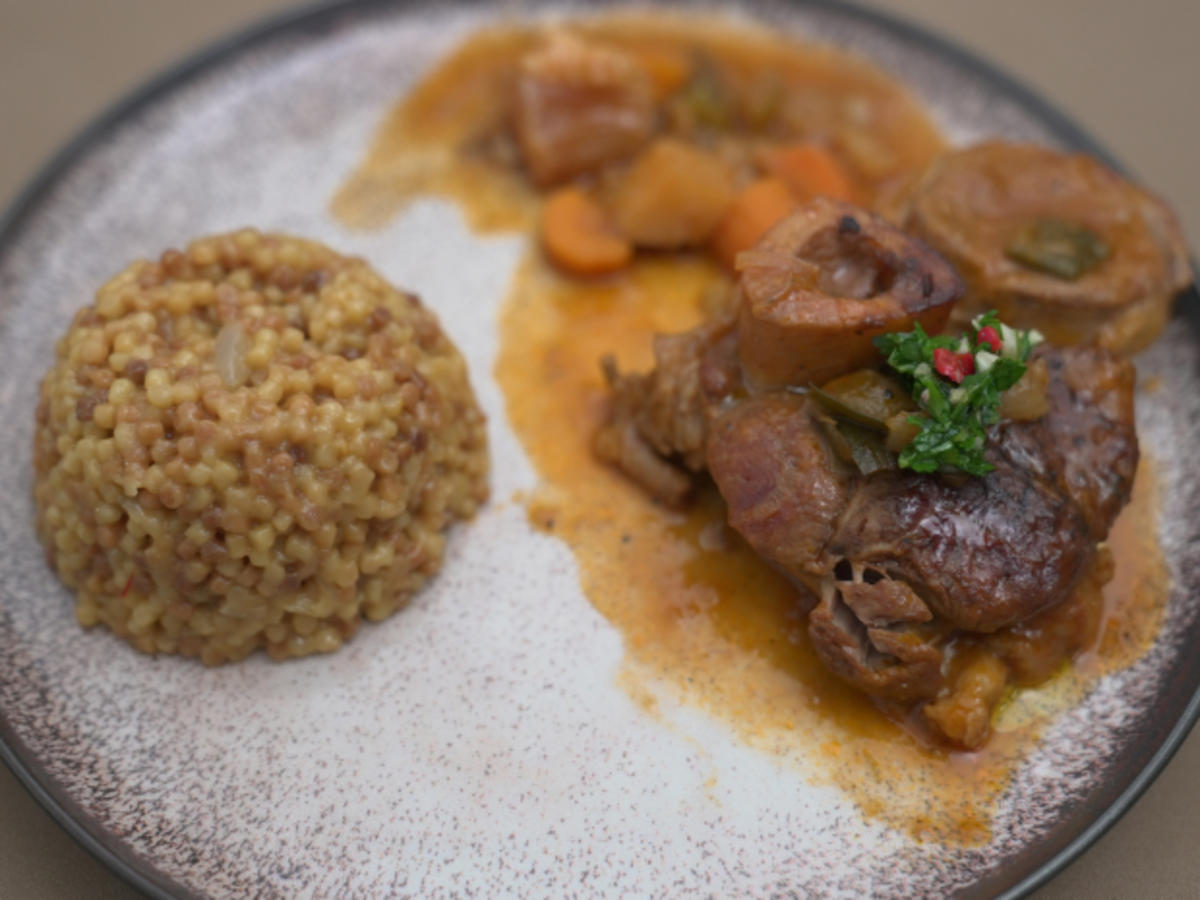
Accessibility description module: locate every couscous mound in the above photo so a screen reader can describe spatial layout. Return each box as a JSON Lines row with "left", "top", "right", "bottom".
{"left": 34, "top": 230, "right": 488, "bottom": 664}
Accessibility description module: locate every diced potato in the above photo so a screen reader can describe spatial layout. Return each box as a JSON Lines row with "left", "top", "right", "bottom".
{"left": 608, "top": 139, "right": 736, "bottom": 249}
{"left": 513, "top": 31, "right": 656, "bottom": 186}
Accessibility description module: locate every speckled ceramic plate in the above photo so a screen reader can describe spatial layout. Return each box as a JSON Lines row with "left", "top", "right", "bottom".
{"left": 2, "top": 1, "right": 1198, "bottom": 897}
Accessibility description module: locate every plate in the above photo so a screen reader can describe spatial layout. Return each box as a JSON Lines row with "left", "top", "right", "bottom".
{"left": 2, "top": 1, "right": 1198, "bottom": 897}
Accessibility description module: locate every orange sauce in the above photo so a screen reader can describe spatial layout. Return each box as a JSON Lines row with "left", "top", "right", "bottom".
{"left": 333, "top": 13, "right": 1170, "bottom": 843}
{"left": 495, "top": 251, "right": 1167, "bottom": 842}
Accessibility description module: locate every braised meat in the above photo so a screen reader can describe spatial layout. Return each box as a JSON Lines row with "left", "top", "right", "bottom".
{"left": 706, "top": 392, "right": 851, "bottom": 580}
{"left": 514, "top": 32, "right": 656, "bottom": 186}
{"left": 736, "top": 198, "right": 963, "bottom": 388}
{"left": 827, "top": 439, "right": 1094, "bottom": 633}
{"left": 591, "top": 392, "right": 694, "bottom": 508}
{"left": 991, "top": 345, "right": 1137, "bottom": 539}
{"left": 594, "top": 199, "right": 1141, "bottom": 745}
{"left": 827, "top": 338, "right": 1140, "bottom": 635}
{"left": 893, "top": 141, "right": 1192, "bottom": 354}
{"left": 596, "top": 202, "right": 964, "bottom": 502}
{"left": 808, "top": 573, "right": 945, "bottom": 704}
{"left": 706, "top": 344, "right": 1135, "bottom": 710}
{"left": 593, "top": 316, "right": 738, "bottom": 506}
{"left": 600, "top": 325, "right": 1136, "bottom": 709}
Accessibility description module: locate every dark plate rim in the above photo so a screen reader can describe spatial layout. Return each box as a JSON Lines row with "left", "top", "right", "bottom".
{"left": 0, "top": 1, "right": 1195, "bottom": 898}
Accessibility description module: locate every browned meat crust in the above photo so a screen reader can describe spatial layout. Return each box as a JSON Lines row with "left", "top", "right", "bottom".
{"left": 592, "top": 317, "right": 738, "bottom": 505}
{"left": 991, "top": 345, "right": 1138, "bottom": 540}
{"left": 828, "top": 452, "right": 1092, "bottom": 633}
{"left": 700, "top": 346, "right": 1136, "bottom": 704}
{"left": 736, "top": 198, "right": 963, "bottom": 388}
{"left": 706, "top": 392, "right": 851, "bottom": 580}
{"left": 514, "top": 32, "right": 655, "bottom": 186}
{"left": 897, "top": 141, "right": 1192, "bottom": 354}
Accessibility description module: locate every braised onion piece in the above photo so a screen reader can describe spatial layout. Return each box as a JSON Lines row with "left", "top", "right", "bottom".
{"left": 811, "top": 369, "right": 915, "bottom": 432}
{"left": 998, "top": 354, "right": 1050, "bottom": 421}
{"left": 214, "top": 321, "right": 249, "bottom": 388}
{"left": 897, "top": 141, "right": 1193, "bottom": 354}
{"left": 734, "top": 198, "right": 963, "bottom": 388}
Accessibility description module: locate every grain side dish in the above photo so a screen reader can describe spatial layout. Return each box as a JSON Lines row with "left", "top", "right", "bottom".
{"left": 34, "top": 230, "right": 488, "bottom": 664}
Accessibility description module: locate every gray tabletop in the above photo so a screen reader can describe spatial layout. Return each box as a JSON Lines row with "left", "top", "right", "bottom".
{"left": 1, "top": 1, "right": 1197, "bottom": 897}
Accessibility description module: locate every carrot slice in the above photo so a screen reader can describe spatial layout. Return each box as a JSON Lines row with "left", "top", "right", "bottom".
{"left": 541, "top": 187, "right": 633, "bottom": 276}
{"left": 758, "top": 142, "right": 858, "bottom": 203}
{"left": 709, "top": 177, "right": 798, "bottom": 269}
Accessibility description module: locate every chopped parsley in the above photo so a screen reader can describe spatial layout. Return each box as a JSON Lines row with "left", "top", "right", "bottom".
{"left": 872, "top": 312, "right": 1043, "bottom": 476}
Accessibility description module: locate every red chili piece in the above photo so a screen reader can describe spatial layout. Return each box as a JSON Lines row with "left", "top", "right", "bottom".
{"left": 976, "top": 325, "right": 1002, "bottom": 353}
{"left": 933, "top": 347, "right": 975, "bottom": 384}
{"left": 120, "top": 574, "right": 134, "bottom": 598}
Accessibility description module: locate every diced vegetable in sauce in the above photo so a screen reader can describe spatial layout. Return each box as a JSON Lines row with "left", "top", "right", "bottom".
{"left": 756, "top": 141, "right": 858, "bottom": 203}
{"left": 673, "top": 56, "right": 734, "bottom": 131}
{"left": 811, "top": 371, "right": 917, "bottom": 475}
{"left": 608, "top": 139, "right": 736, "bottom": 249}
{"left": 815, "top": 412, "right": 896, "bottom": 476}
{"left": 541, "top": 187, "right": 633, "bottom": 275}
{"left": 811, "top": 369, "right": 914, "bottom": 432}
{"left": 997, "top": 356, "right": 1051, "bottom": 421}
{"left": 709, "top": 177, "right": 797, "bottom": 268}
{"left": 1004, "top": 218, "right": 1110, "bottom": 280}
{"left": 741, "top": 70, "right": 785, "bottom": 131}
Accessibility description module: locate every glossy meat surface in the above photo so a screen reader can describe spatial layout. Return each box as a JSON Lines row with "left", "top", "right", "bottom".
{"left": 706, "top": 392, "right": 851, "bottom": 580}
{"left": 992, "top": 344, "right": 1137, "bottom": 539}
{"left": 703, "top": 345, "right": 1136, "bottom": 704}
{"left": 829, "top": 451, "right": 1092, "bottom": 632}
{"left": 736, "top": 198, "right": 963, "bottom": 388}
